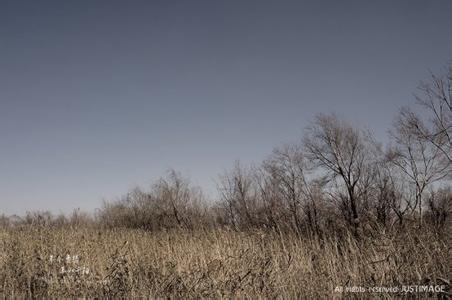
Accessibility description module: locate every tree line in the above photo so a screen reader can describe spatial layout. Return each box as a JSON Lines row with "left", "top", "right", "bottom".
{"left": 2, "top": 65, "right": 451, "bottom": 237}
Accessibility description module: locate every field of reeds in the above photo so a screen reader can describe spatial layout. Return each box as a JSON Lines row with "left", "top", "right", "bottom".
{"left": 0, "top": 225, "right": 450, "bottom": 298}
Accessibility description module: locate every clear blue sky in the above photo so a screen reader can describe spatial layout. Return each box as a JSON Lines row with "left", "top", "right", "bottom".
{"left": 1, "top": 0, "right": 451, "bottom": 215}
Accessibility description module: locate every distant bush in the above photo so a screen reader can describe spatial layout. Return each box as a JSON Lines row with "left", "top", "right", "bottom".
{"left": 1, "top": 209, "right": 94, "bottom": 229}
{"left": 97, "top": 170, "right": 214, "bottom": 231}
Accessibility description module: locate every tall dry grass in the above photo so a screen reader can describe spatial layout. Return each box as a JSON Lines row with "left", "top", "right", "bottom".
{"left": 0, "top": 225, "right": 450, "bottom": 298}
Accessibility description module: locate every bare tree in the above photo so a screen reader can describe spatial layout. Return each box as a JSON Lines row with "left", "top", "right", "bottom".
{"left": 388, "top": 109, "right": 451, "bottom": 226}
{"left": 217, "top": 161, "right": 258, "bottom": 229}
{"left": 253, "top": 167, "right": 286, "bottom": 230}
{"left": 375, "top": 159, "right": 413, "bottom": 227}
{"left": 372, "top": 164, "right": 394, "bottom": 227}
{"left": 424, "top": 187, "right": 452, "bottom": 231}
{"left": 262, "top": 144, "right": 325, "bottom": 235}
{"left": 404, "top": 66, "right": 452, "bottom": 163}
{"left": 303, "top": 114, "right": 376, "bottom": 235}
{"left": 263, "top": 145, "right": 305, "bottom": 234}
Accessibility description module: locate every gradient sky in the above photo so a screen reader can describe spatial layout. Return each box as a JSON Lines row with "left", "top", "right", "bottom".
{"left": 1, "top": 0, "right": 451, "bottom": 215}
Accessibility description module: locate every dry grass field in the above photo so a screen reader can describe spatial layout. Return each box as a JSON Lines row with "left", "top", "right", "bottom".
{"left": 0, "top": 225, "right": 450, "bottom": 298}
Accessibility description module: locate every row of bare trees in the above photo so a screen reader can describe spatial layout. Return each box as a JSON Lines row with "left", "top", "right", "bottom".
{"left": 215, "top": 66, "right": 451, "bottom": 235}
{"left": 97, "top": 65, "right": 450, "bottom": 235}
{"left": 81, "top": 65, "right": 452, "bottom": 235}
{"left": 5, "top": 66, "right": 449, "bottom": 236}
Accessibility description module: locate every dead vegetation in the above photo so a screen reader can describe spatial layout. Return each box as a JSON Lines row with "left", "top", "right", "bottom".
{"left": 0, "top": 226, "right": 450, "bottom": 298}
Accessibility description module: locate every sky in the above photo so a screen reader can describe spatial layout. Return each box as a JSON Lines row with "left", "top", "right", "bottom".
{"left": 1, "top": 0, "right": 451, "bottom": 215}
